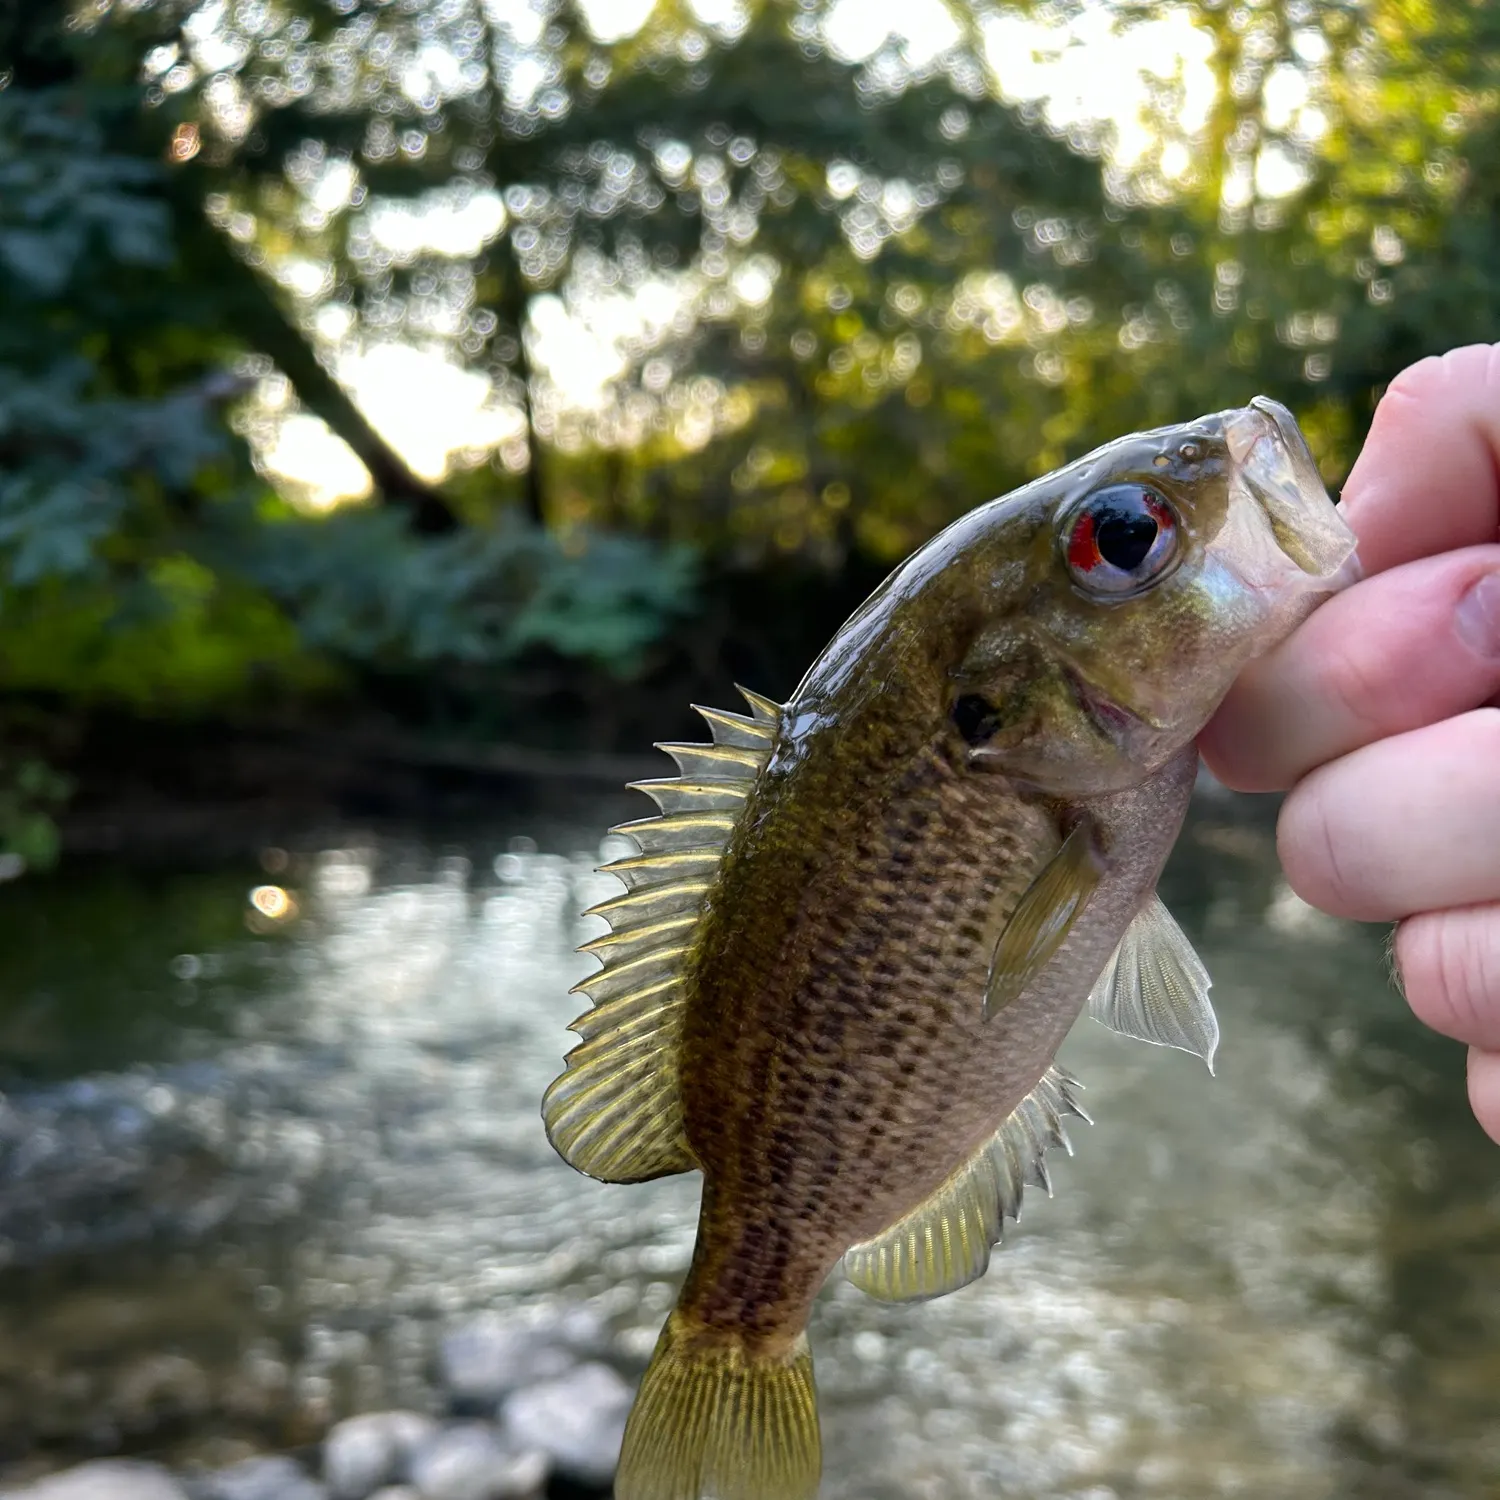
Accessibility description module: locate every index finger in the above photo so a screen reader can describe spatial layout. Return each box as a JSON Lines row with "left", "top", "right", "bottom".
{"left": 1340, "top": 344, "right": 1500, "bottom": 575}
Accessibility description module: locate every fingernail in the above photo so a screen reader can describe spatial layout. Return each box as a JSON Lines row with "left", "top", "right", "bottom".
{"left": 1456, "top": 571, "right": 1500, "bottom": 659}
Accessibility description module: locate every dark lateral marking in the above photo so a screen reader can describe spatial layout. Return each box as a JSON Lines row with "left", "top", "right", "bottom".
{"left": 952, "top": 693, "right": 1001, "bottom": 746}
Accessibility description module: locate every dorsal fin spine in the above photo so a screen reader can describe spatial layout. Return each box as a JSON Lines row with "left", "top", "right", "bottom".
{"left": 612, "top": 811, "right": 739, "bottom": 855}
{"left": 583, "top": 879, "right": 713, "bottom": 933}
{"left": 737, "top": 684, "right": 781, "bottom": 722}
{"left": 542, "top": 691, "right": 782, "bottom": 1186}
{"left": 692, "top": 702, "right": 776, "bottom": 749}
{"left": 579, "top": 913, "right": 701, "bottom": 959}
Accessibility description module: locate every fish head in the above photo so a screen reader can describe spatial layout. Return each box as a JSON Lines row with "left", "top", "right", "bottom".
{"left": 948, "top": 396, "right": 1360, "bottom": 795}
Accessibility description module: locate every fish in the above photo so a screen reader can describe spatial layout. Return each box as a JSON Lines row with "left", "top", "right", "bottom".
{"left": 542, "top": 396, "right": 1359, "bottom": 1500}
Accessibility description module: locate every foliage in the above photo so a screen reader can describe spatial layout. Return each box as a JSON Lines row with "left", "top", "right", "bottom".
{"left": 217, "top": 505, "right": 698, "bottom": 675}
{"left": 0, "top": 2, "right": 698, "bottom": 717}
{"left": 1, "top": 0, "right": 1499, "bottom": 797}
{"left": 0, "top": 756, "right": 72, "bottom": 871}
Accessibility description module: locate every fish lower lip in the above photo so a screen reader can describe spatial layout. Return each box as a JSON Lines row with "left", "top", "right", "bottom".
{"left": 1225, "top": 400, "right": 1360, "bottom": 582}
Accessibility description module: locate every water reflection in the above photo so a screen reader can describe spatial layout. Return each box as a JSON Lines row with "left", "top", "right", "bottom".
{"left": 0, "top": 793, "right": 1495, "bottom": 1493}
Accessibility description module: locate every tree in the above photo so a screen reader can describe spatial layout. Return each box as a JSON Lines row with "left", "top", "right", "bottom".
{"left": 3, "top": 0, "right": 1499, "bottom": 770}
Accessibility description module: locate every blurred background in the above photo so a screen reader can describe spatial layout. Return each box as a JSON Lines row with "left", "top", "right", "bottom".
{"left": 2, "top": 0, "right": 1499, "bottom": 1496}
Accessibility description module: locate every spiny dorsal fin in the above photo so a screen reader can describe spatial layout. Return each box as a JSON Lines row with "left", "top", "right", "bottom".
{"left": 542, "top": 688, "right": 782, "bottom": 1184}
{"left": 1086, "top": 893, "right": 1219, "bottom": 1071}
{"left": 843, "top": 1067, "right": 1088, "bottom": 1303}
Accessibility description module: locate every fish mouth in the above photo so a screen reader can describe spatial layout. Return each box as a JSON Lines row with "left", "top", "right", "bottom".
{"left": 1224, "top": 399, "right": 1361, "bottom": 587}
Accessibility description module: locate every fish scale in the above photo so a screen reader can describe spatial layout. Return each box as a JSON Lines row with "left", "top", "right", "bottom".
{"left": 545, "top": 397, "right": 1361, "bottom": 1500}
{"left": 679, "top": 734, "right": 1064, "bottom": 1341}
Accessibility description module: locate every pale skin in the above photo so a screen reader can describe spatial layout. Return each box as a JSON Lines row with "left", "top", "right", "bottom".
{"left": 1199, "top": 343, "right": 1500, "bottom": 1145}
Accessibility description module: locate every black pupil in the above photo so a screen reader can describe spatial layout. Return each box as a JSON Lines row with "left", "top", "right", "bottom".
{"left": 1094, "top": 494, "right": 1159, "bottom": 572}
{"left": 952, "top": 693, "right": 1000, "bottom": 746}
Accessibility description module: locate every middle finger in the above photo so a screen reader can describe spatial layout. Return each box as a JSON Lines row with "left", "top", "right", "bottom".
{"left": 1278, "top": 708, "right": 1500, "bottom": 921}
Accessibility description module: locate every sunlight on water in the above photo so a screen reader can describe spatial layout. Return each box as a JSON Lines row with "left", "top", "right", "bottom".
{"left": 0, "top": 794, "right": 1496, "bottom": 1493}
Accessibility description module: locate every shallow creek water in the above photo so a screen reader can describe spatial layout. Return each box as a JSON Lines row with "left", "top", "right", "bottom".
{"left": 0, "top": 785, "right": 1497, "bottom": 1497}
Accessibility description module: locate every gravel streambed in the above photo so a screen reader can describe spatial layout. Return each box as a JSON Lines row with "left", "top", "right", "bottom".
{"left": 1, "top": 1307, "right": 632, "bottom": 1500}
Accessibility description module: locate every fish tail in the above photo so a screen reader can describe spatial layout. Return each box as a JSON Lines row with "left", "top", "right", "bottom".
{"left": 615, "top": 1307, "right": 821, "bottom": 1500}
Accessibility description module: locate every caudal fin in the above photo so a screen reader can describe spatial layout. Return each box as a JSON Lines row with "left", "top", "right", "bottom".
{"left": 615, "top": 1308, "right": 821, "bottom": 1500}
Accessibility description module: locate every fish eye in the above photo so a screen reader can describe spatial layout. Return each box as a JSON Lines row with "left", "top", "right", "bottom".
{"left": 1063, "top": 483, "right": 1180, "bottom": 598}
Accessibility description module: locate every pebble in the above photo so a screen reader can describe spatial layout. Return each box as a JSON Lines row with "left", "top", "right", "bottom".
{"left": 1, "top": 1305, "right": 622, "bottom": 1500}
{"left": 406, "top": 1424, "right": 547, "bottom": 1500}
{"left": 113, "top": 1354, "right": 212, "bottom": 1433}
{"left": 500, "top": 1363, "right": 631, "bottom": 1486}
{"left": 190, "top": 1455, "right": 326, "bottom": 1500}
{"left": 437, "top": 1310, "right": 603, "bottom": 1414}
{"left": 323, "top": 1412, "right": 437, "bottom": 1500}
{"left": 3, "top": 1462, "right": 188, "bottom": 1500}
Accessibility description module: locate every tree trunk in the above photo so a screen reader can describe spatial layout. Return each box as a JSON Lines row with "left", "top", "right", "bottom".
{"left": 166, "top": 177, "right": 461, "bottom": 535}
{"left": 497, "top": 237, "right": 546, "bottom": 529}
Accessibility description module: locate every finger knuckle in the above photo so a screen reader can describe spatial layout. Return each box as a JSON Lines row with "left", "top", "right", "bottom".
{"left": 1317, "top": 633, "right": 1395, "bottom": 744}
{"left": 1278, "top": 782, "right": 1360, "bottom": 916}
{"left": 1395, "top": 909, "right": 1500, "bottom": 1044}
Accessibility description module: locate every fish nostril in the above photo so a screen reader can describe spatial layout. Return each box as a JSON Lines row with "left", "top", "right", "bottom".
{"left": 952, "top": 693, "right": 1001, "bottom": 745}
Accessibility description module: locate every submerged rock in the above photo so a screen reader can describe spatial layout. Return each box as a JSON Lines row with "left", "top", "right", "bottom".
{"left": 436, "top": 1309, "right": 604, "bottom": 1414}
{"left": 190, "top": 1454, "right": 326, "bottom": 1500}
{"left": 113, "top": 1354, "right": 213, "bottom": 1436}
{"left": 406, "top": 1424, "right": 546, "bottom": 1500}
{"left": 4, "top": 1462, "right": 188, "bottom": 1500}
{"left": 323, "top": 1411, "right": 438, "bottom": 1500}
{"left": 500, "top": 1363, "right": 630, "bottom": 1486}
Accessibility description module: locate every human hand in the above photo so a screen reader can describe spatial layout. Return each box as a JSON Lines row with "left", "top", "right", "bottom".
{"left": 1199, "top": 345, "right": 1500, "bottom": 1143}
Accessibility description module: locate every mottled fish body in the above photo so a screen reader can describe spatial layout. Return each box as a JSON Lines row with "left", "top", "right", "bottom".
{"left": 543, "top": 398, "right": 1359, "bottom": 1500}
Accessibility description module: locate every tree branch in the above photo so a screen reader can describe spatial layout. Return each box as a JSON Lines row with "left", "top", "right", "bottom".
{"left": 165, "top": 174, "right": 462, "bottom": 535}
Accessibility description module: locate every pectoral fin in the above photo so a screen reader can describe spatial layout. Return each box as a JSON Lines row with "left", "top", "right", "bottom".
{"left": 983, "top": 817, "right": 1103, "bottom": 1020}
{"left": 1086, "top": 893, "right": 1219, "bottom": 1071}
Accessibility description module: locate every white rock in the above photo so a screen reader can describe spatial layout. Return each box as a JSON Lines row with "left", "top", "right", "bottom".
{"left": 323, "top": 1411, "right": 438, "bottom": 1500}
{"left": 438, "top": 1316, "right": 583, "bottom": 1413}
{"left": 3, "top": 1463, "right": 187, "bottom": 1500}
{"left": 500, "top": 1363, "right": 631, "bottom": 1485}
{"left": 407, "top": 1425, "right": 547, "bottom": 1500}
{"left": 193, "top": 1455, "right": 326, "bottom": 1500}
{"left": 367, "top": 1490, "right": 420, "bottom": 1500}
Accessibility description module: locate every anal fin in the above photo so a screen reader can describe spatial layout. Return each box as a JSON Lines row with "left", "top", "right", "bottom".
{"left": 1087, "top": 893, "right": 1219, "bottom": 1070}
{"left": 843, "top": 1067, "right": 1088, "bottom": 1303}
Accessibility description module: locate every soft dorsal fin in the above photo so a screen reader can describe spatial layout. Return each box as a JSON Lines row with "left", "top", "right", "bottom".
{"left": 1086, "top": 893, "right": 1218, "bottom": 1071}
{"left": 542, "top": 687, "right": 780, "bottom": 1183}
{"left": 843, "top": 1067, "right": 1089, "bottom": 1303}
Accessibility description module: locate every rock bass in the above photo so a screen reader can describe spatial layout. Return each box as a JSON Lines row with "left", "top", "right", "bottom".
{"left": 543, "top": 397, "right": 1358, "bottom": 1500}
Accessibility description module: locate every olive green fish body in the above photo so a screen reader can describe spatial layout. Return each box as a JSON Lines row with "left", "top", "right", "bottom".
{"left": 544, "top": 397, "right": 1361, "bottom": 1500}
{"left": 677, "top": 685, "right": 1197, "bottom": 1350}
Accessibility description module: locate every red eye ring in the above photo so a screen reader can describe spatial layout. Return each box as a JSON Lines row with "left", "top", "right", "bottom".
{"left": 1064, "top": 484, "right": 1180, "bottom": 596}
{"left": 1066, "top": 508, "right": 1100, "bottom": 574}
